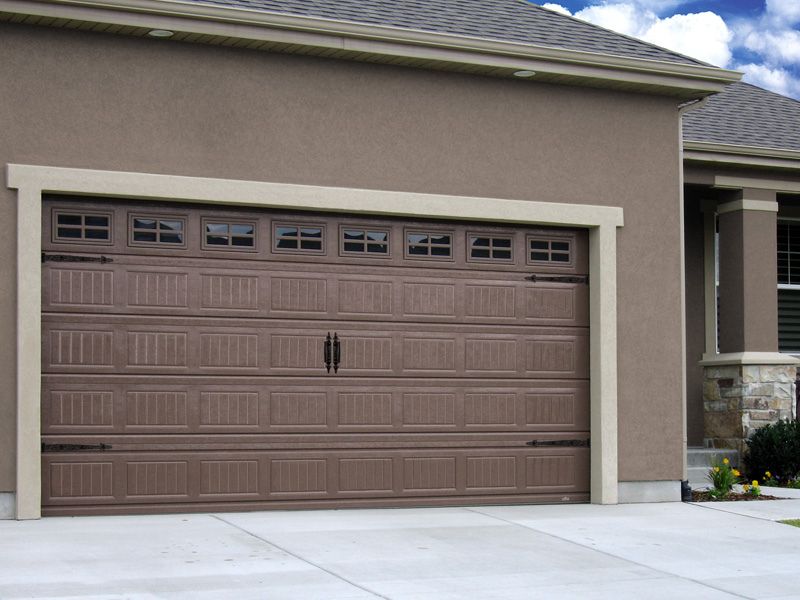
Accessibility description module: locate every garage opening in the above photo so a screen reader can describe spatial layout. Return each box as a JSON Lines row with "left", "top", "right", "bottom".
{"left": 41, "top": 196, "right": 590, "bottom": 515}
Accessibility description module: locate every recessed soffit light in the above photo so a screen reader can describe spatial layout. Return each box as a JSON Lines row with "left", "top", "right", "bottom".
{"left": 513, "top": 70, "right": 537, "bottom": 78}
{"left": 148, "top": 29, "right": 175, "bottom": 38}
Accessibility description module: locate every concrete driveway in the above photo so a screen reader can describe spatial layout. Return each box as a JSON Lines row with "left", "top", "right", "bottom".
{"left": 2, "top": 500, "right": 800, "bottom": 600}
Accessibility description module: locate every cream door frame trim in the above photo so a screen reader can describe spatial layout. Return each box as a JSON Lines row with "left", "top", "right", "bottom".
{"left": 7, "top": 163, "right": 624, "bottom": 518}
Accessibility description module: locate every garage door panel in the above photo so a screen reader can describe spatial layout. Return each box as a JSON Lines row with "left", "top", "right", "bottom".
{"left": 43, "top": 199, "right": 589, "bottom": 275}
{"left": 43, "top": 320, "right": 588, "bottom": 378}
{"left": 43, "top": 380, "right": 590, "bottom": 435}
{"left": 42, "top": 448, "right": 588, "bottom": 508}
{"left": 44, "top": 261, "right": 588, "bottom": 327}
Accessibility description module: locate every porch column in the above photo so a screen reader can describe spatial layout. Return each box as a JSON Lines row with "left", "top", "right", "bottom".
{"left": 702, "top": 189, "right": 798, "bottom": 453}
{"left": 718, "top": 191, "right": 778, "bottom": 353}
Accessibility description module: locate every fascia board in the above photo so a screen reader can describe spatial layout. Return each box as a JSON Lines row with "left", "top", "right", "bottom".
{"left": 6, "top": 0, "right": 741, "bottom": 93}
{"left": 712, "top": 176, "right": 800, "bottom": 193}
{"left": 683, "top": 142, "right": 800, "bottom": 172}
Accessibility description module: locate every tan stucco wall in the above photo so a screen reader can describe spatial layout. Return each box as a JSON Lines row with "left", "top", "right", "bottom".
{"left": 0, "top": 22, "right": 687, "bottom": 491}
{"left": 684, "top": 199, "right": 706, "bottom": 446}
{"left": 718, "top": 208, "right": 778, "bottom": 353}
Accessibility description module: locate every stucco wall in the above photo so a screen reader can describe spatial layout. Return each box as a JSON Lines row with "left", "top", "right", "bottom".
{"left": 0, "top": 22, "right": 686, "bottom": 491}
{"left": 684, "top": 198, "right": 706, "bottom": 446}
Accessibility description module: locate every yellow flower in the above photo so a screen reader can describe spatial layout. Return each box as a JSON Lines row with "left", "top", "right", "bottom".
{"left": 752, "top": 480, "right": 760, "bottom": 487}
{"left": 765, "top": 471, "right": 772, "bottom": 478}
{"left": 723, "top": 458, "right": 730, "bottom": 465}
{"left": 733, "top": 469, "right": 741, "bottom": 477}
{"left": 714, "top": 466, "right": 720, "bottom": 473}
{"left": 743, "top": 484, "right": 750, "bottom": 491}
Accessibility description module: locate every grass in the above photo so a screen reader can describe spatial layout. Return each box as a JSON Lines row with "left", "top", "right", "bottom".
{"left": 779, "top": 519, "right": 800, "bottom": 528}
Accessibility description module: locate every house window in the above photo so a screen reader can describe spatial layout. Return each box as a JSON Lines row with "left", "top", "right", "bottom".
{"left": 777, "top": 221, "right": 800, "bottom": 285}
{"left": 406, "top": 231, "right": 453, "bottom": 259}
{"left": 130, "top": 215, "right": 185, "bottom": 246}
{"left": 203, "top": 219, "right": 256, "bottom": 250}
{"left": 777, "top": 220, "right": 800, "bottom": 353}
{"left": 273, "top": 223, "right": 324, "bottom": 253}
{"left": 468, "top": 235, "right": 513, "bottom": 262}
{"left": 53, "top": 211, "right": 112, "bottom": 243}
{"left": 528, "top": 237, "right": 571, "bottom": 264}
{"left": 341, "top": 227, "right": 389, "bottom": 255}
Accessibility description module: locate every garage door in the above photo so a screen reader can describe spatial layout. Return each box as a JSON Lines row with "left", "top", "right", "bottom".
{"left": 41, "top": 196, "right": 590, "bottom": 515}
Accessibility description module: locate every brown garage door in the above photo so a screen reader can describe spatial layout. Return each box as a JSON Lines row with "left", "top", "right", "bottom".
{"left": 41, "top": 197, "right": 590, "bottom": 515}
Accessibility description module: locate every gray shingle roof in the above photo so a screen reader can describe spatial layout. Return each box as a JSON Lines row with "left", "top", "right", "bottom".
{"left": 683, "top": 82, "right": 800, "bottom": 153}
{"left": 184, "top": 0, "right": 706, "bottom": 66}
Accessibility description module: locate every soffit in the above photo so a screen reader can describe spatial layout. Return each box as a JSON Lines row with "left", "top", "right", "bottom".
{"left": 0, "top": 1, "right": 740, "bottom": 99}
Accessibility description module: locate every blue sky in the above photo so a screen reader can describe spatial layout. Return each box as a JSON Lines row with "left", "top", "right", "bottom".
{"left": 535, "top": 0, "right": 800, "bottom": 99}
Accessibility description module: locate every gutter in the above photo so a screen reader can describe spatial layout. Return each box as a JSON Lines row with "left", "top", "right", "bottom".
{"left": 8, "top": 0, "right": 742, "bottom": 94}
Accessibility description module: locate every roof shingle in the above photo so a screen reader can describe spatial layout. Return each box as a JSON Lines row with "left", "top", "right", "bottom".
{"left": 183, "top": 0, "right": 707, "bottom": 66}
{"left": 683, "top": 82, "right": 800, "bottom": 153}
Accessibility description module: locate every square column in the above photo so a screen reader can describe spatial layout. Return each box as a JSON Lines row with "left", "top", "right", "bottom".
{"left": 717, "top": 192, "right": 778, "bottom": 353}
{"left": 702, "top": 190, "right": 798, "bottom": 451}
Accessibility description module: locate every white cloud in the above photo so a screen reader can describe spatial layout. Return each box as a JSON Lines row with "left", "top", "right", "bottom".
{"left": 726, "top": 0, "right": 800, "bottom": 98}
{"left": 734, "top": 1, "right": 800, "bottom": 71}
{"left": 568, "top": 3, "right": 732, "bottom": 67}
{"left": 737, "top": 63, "right": 800, "bottom": 99}
{"left": 541, "top": 0, "right": 800, "bottom": 98}
{"left": 574, "top": 3, "right": 656, "bottom": 37}
{"left": 541, "top": 3, "right": 571, "bottom": 16}
{"left": 741, "top": 29, "right": 800, "bottom": 64}
{"left": 765, "top": 0, "right": 800, "bottom": 25}
{"left": 643, "top": 12, "right": 732, "bottom": 67}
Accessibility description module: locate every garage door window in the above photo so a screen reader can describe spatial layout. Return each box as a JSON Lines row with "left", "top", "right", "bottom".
{"left": 528, "top": 236, "right": 572, "bottom": 265}
{"left": 53, "top": 211, "right": 112, "bottom": 243}
{"left": 341, "top": 227, "right": 390, "bottom": 256}
{"left": 130, "top": 215, "right": 186, "bottom": 247}
{"left": 468, "top": 234, "right": 513, "bottom": 262}
{"left": 203, "top": 219, "right": 257, "bottom": 251}
{"left": 274, "top": 223, "right": 325, "bottom": 253}
{"left": 406, "top": 230, "right": 453, "bottom": 260}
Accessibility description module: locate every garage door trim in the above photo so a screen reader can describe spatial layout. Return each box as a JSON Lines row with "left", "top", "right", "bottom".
{"left": 7, "top": 163, "right": 623, "bottom": 519}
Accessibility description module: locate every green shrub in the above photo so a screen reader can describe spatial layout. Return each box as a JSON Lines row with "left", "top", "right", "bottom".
{"left": 745, "top": 419, "right": 800, "bottom": 483}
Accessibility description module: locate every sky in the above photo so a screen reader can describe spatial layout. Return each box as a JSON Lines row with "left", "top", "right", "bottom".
{"left": 533, "top": 0, "right": 800, "bottom": 99}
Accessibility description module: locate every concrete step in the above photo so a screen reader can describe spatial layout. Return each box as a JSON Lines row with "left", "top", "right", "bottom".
{"left": 686, "top": 447, "right": 741, "bottom": 490}
{"left": 688, "top": 466, "right": 712, "bottom": 489}
{"left": 687, "top": 447, "right": 739, "bottom": 468}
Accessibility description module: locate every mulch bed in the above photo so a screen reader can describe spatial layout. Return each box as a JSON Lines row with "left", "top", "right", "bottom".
{"left": 691, "top": 490, "right": 781, "bottom": 502}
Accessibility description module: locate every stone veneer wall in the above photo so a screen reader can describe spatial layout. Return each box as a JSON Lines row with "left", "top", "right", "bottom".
{"left": 703, "top": 364, "right": 797, "bottom": 454}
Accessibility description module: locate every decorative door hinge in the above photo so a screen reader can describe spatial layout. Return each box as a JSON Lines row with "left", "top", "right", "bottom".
{"left": 42, "top": 253, "right": 113, "bottom": 264}
{"left": 42, "top": 442, "right": 112, "bottom": 452}
{"left": 526, "top": 274, "right": 588, "bottom": 284}
{"left": 525, "top": 438, "right": 590, "bottom": 448}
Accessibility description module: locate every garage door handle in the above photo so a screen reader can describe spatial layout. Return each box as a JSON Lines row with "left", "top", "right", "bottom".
{"left": 333, "top": 333, "right": 341, "bottom": 373}
{"left": 324, "top": 332, "right": 333, "bottom": 373}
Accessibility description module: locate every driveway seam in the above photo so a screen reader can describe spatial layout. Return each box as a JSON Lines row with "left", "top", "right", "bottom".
{"left": 464, "top": 507, "right": 752, "bottom": 600}
{"left": 211, "top": 514, "right": 391, "bottom": 600}
{"left": 686, "top": 501, "right": 796, "bottom": 523}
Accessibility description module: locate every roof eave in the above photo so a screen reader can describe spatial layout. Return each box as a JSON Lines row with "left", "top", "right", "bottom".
{"left": 683, "top": 141, "right": 800, "bottom": 172}
{"left": 6, "top": 0, "right": 742, "bottom": 97}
